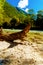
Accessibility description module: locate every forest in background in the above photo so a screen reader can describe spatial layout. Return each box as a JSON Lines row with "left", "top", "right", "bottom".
{"left": 0, "top": 0, "right": 43, "bottom": 30}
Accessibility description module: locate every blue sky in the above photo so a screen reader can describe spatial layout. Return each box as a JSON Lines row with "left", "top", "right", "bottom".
{"left": 7, "top": 0, "right": 43, "bottom": 13}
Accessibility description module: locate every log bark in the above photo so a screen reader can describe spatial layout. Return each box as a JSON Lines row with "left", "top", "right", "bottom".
{"left": 0, "top": 24, "right": 31, "bottom": 42}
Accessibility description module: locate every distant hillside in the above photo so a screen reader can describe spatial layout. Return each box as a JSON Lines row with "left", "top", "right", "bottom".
{"left": 16, "top": 7, "right": 27, "bottom": 15}
{"left": 0, "top": 1, "right": 27, "bottom": 25}
{"left": 4, "top": 2, "right": 27, "bottom": 19}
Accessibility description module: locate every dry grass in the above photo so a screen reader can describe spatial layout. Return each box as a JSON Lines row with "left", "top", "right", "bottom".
{"left": 2, "top": 29, "right": 43, "bottom": 44}
{"left": 26, "top": 31, "right": 43, "bottom": 44}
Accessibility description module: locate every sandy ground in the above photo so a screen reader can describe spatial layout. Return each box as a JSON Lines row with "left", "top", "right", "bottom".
{"left": 0, "top": 40, "right": 43, "bottom": 65}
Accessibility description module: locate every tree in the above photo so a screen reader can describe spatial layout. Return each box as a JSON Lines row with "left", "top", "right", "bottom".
{"left": 35, "top": 10, "right": 43, "bottom": 29}
{"left": 10, "top": 17, "right": 19, "bottom": 28}
{"left": 3, "top": 22, "right": 9, "bottom": 28}
{"left": 28, "top": 9, "right": 35, "bottom": 14}
{"left": 37, "top": 10, "right": 43, "bottom": 15}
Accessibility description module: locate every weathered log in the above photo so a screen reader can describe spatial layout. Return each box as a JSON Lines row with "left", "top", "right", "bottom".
{"left": 0, "top": 24, "right": 31, "bottom": 42}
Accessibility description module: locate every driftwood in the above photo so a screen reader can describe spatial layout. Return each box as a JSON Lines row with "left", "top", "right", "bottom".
{"left": 0, "top": 24, "right": 31, "bottom": 42}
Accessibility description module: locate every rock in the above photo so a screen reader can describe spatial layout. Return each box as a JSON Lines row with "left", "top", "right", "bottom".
{"left": 0, "top": 41, "right": 43, "bottom": 65}
{"left": 0, "top": 41, "right": 10, "bottom": 51}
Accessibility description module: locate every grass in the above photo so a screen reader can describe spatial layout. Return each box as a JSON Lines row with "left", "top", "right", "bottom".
{"left": 3, "top": 29, "right": 21, "bottom": 34}
{"left": 26, "top": 31, "right": 43, "bottom": 44}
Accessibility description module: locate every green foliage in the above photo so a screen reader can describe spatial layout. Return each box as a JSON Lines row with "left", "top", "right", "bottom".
{"left": 37, "top": 10, "right": 43, "bottom": 15}
{"left": 4, "top": 2, "right": 19, "bottom": 18}
{"left": 0, "top": 0, "right": 6, "bottom": 25}
{"left": 28, "top": 9, "right": 35, "bottom": 14}
{"left": 10, "top": 18, "right": 18, "bottom": 28}
{"left": 24, "top": 15, "right": 31, "bottom": 24}
{"left": 0, "top": 0, "right": 43, "bottom": 30}
{"left": 0, "top": 1, "right": 28, "bottom": 28}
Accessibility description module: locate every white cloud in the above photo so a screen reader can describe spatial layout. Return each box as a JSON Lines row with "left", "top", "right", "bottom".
{"left": 18, "top": 0, "right": 28, "bottom": 8}
{"left": 25, "top": 8, "right": 29, "bottom": 12}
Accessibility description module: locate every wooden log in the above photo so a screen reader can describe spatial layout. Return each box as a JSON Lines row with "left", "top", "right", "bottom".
{"left": 0, "top": 24, "right": 31, "bottom": 42}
